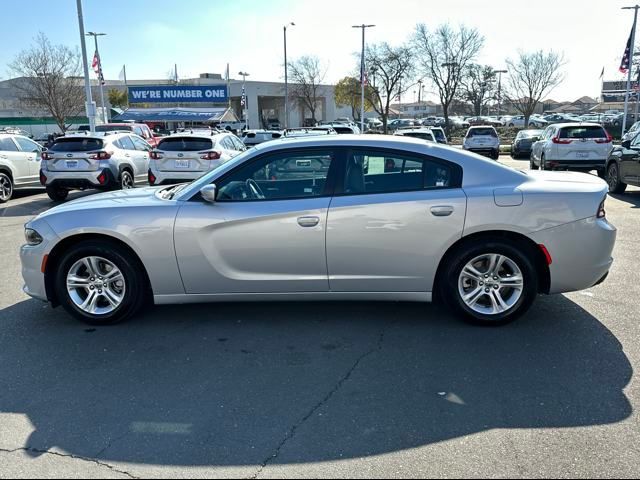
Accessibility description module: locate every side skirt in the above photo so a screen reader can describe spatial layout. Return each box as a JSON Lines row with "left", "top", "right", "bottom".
{"left": 154, "top": 291, "right": 432, "bottom": 305}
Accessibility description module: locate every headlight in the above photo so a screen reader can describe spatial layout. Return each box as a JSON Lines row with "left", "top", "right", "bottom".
{"left": 25, "top": 228, "right": 43, "bottom": 246}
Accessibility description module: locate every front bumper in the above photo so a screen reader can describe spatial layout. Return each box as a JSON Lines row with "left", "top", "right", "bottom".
{"left": 41, "top": 168, "right": 116, "bottom": 189}
{"left": 530, "top": 217, "right": 616, "bottom": 294}
{"left": 20, "top": 220, "right": 59, "bottom": 302}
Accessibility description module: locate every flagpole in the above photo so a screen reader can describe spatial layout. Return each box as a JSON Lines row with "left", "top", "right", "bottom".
{"left": 87, "top": 32, "right": 107, "bottom": 123}
{"left": 123, "top": 64, "right": 127, "bottom": 86}
{"left": 622, "top": 5, "right": 640, "bottom": 137}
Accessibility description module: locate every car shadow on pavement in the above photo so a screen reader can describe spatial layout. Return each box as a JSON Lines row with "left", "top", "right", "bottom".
{"left": 610, "top": 191, "right": 640, "bottom": 209}
{"left": 0, "top": 190, "right": 105, "bottom": 218}
{"left": 0, "top": 295, "right": 632, "bottom": 467}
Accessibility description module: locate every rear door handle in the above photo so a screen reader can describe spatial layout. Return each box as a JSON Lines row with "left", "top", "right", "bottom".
{"left": 297, "top": 216, "right": 320, "bottom": 227}
{"left": 430, "top": 206, "right": 454, "bottom": 217}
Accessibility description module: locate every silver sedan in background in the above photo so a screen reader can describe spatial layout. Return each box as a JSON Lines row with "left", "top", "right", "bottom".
{"left": 20, "top": 135, "right": 616, "bottom": 326}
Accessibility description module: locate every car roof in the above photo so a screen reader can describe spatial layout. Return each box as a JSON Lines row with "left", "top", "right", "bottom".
{"left": 551, "top": 122, "right": 604, "bottom": 128}
{"left": 395, "top": 128, "right": 434, "bottom": 134}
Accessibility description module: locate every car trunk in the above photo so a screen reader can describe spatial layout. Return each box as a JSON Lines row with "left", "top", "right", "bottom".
{"left": 555, "top": 126, "right": 611, "bottom": 161}
{"left": 155, "top": 137, "right": 216, "bottom": 172}
{"left": 46, "top": 138, "right": 105, "bottom": 172}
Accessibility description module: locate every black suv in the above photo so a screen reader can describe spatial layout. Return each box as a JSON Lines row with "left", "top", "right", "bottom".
{"left": 605, "top": 135, "right": 640, "bottom": 193}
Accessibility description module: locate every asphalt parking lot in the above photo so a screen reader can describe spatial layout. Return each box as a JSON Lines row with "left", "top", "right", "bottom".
{"left": 0, "top": 157, "right": 639, "bottom": 479}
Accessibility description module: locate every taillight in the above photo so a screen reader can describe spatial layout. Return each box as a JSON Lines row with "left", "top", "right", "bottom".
{"left": 595, "top": 133, "right": 613, "bottom": 144}
{"left": 41, "top": 151, "right": 52, "bottom": 160}
{"left": 597, "top": 198, "right": 606, "bottom": 219}
{"left": 150, "top": 151, "right": 163, "bottom": 160}
{"left": 148, "top": 170, "right": 156, "bottom": 185}
{"left": 200, "top": 151, "right": 221, "bottom": 160}
{"left": 552, "top": 137, "right": 572, "bottom": 144}
{"left": 89, "top": 151, "right": 112, "bottom": 160}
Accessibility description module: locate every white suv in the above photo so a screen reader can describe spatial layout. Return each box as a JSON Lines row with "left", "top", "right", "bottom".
{"left": 41, "top": 132, "right": 152, "bottom": 201}
{"left": 530, "top": 123, "right": 613, "bottom": 175}
{"left": 463, "top": 126, "right": 500, "bottom": 160}
{"left": 0, "top": 133, "right": 45, "bottom": 202}
{"left": 148, "top": 132, "right": 246, "bottom": 186}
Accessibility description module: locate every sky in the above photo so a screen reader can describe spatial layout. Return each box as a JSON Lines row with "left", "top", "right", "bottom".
{"left": 1, "top": 0, "right": 638, "bottom": 103}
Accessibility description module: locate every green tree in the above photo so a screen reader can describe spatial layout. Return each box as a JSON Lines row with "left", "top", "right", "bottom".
{"left": 334, "top": 76, "right": 374, "bottom": 121}
{"left": 108, "top": 88, "right": 128, "bottom": 109}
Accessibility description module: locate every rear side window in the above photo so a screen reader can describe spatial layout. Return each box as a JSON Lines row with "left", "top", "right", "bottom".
{"left": 0, "top": 137, "right": 19, "bottom": 152}
{"left": 345, "top": 149, "right": 460, "bottom": 195}
{"left": 49, "top": 138, "right": 104, "bottom": 152}
{"left": 468, "top": 128, "right": 497, "bottom": 137}
{"left": 158, "top": 137, "right": 213, "bottom": 151}
{"left": 559, "top": 126, "right": 607, "bottom": 139}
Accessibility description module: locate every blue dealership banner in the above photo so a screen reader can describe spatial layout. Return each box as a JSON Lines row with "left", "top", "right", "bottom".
{"left": 128, "top": 85, "right": 228, "bottom": 104}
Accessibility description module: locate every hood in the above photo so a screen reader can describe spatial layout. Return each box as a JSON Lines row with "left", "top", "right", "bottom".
{"left": 35, "top": 186, "right": 169, "bottom": 220}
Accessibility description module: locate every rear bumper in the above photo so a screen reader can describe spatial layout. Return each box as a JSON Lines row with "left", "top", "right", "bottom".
{"left": 41, "top": 168, "right": 116, "bottom": 189}
{"left": 530, "top": 217, "right": 616, "bottom": 294}
{"left": 545, "top": 159, "right": 607, "bottom": 171}
{"left": 465, "top": 147, "right": 499, "bottom": 158}
{"left": 149, "top": 168, "right": 208, "bottom": 186}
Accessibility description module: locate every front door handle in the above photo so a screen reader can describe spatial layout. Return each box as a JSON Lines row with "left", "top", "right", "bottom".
{"left": 431, "top": 206, "right": 454, "bottom": 217}
{"left": 297, "top": 216, "right": 320, "bottom": 227}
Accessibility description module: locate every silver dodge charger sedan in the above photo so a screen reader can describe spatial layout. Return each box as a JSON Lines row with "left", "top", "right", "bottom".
{"left": 20, "top": 135, "right": 616, "bottom": 326}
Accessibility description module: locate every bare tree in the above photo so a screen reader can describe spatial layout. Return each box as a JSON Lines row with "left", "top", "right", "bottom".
{"left": 413, "top": 23, "right": 484, "bottom": 131}
{"left": 504, "top": 50, "right": 565, "bottom": 127}
{"left": 288, "top": 56, "right": 327, "bottom": 125}
{"left": 458, "top": 64, "right": 497, "bottom": 116}
{"left": 9, "top": 33, "right": 85, "bottom": 132}
{"left": 364, "top": 43, "right": 415, "bottom": 133}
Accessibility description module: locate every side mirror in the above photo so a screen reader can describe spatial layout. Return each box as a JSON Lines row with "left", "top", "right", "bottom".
{"left": 200, "top": 184, "right": 217, "bottom": 204}
{"left": 622, "top": 140, "right": 632, "bottom": 149}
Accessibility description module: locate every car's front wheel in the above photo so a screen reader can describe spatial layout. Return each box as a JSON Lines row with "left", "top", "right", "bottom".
{"left": 53, "top": 240, "right": 149, "bottom": 325}
{"left": 607, "top": 162, "right": 627, "bottom": 194}
{"left": 0, "top": 172, "right": 13, "bottom": 203}
{"left": 442, "top": 240, "right": 538, "bottom": 325}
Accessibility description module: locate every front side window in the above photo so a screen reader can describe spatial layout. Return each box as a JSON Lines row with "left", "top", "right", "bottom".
{"left": 14, "top": 136, "right": 41, "bottom": 152}
{"left": 344, "top": 149, "right": 457, "bottom": 195}
{"left": 216, "top": 149, "right": 335, "bottom": 202}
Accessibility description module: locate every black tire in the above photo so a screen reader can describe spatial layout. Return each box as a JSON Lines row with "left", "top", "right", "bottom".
{"left": 492, "top": 150, "right": 500, "bottom": 161}
{"left": 441, "top": 239, "right": 539, "bottom": 326}
{"left": 529, "top": 156, "right": 536, "bottom": 170}
{"left": 597, "top": 168, "right": 606, "bottom": 179}
{"left": 53, "top": 239, "right": 148, "bottom": 325}
{"left": 46, "top": 186, "right": 69, "bottom": 202}
{"left": 0, "top": 172, "right": 13, "bottom": 203}
{"left": 607, "top": 162, "right": 627, "bottom": 194}
{"left": 119, "top": 170, "right": 135, "bottom": 190}
{"left": 540, "top": 155, "right": 546, "bottom": 170}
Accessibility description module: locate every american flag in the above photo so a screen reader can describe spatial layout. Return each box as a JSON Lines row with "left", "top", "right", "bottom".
{"left": 91, "top": 51, "right": 105, "bottom": 85}
{"left": 620, "top": 28, "right": 633, "bottom": 74}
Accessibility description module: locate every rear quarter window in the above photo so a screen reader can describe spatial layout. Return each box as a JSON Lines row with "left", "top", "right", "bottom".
{"left": 158, "top": 137, "right": 214, "bottom": 151}
{"left": 49, "top": 138, "right": 104, "bottom": 152}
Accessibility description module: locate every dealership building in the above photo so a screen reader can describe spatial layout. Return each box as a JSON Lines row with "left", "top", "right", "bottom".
{"left": 0, "top": 73, "right": 352, "bottom": 135}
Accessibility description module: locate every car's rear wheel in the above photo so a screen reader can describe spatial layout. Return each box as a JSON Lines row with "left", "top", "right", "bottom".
{"left": 539, "top": 155, "right": 546, "bottom": 170}
{"left": 529, "top": 156, "right": 535, "bottom": 170}
{"left": 607, "top": 162, "right": 627, "bottom": 194}
{"left": 46, "top": 186, "right": 69, "bottom": 202}
{"left": 0, "top": 173, "right": 13, "bottom": 203}
{"left": 442, "top": 240, "right": 538, "bottom": 326}
{"left": 120, "top": 170, "right": 134, "bottom": 190}
{"left": 53, "top": 240, "right": 148, "bottom": 325}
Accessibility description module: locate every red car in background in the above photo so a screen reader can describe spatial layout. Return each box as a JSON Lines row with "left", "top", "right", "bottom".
{"left": 95, "top": 123, "right": 160, "bottom": 148}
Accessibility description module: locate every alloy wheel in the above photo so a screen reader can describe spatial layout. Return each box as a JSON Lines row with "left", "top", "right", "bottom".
{"left": 607, "top": 164, "right": 619, "bottom": 191}
{"left": 66, "top": 256, "right": 126, "bottom": 315}
{"left": 121, "top": 172, "right": 134, "bottom": 189}
{"left": 458, "top": 253, "right": 524, "bottom": 315}
{"left": 0, "top": 175, "right": 13, "bottom": 202}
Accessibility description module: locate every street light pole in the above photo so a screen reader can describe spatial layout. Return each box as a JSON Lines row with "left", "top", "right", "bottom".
{"left": 622, "top": 5, "right": 640, "bottom": 137}
{"left": 75, "top": 0, "right": 96, "bottom": 133}
{"left": 353, "top": 24, "right": 375, "bottom": 134}
{"left": 86, "top": 32, "right": 107, "bottom": 124}
{"left": 284, "top": 22, "right": 295, "bottom": 130}
{"left": 494, "top": 69, "right": 508, "bottom": 117}
{"left": 239, "top": 71, "right": 250, "bottom": 130}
